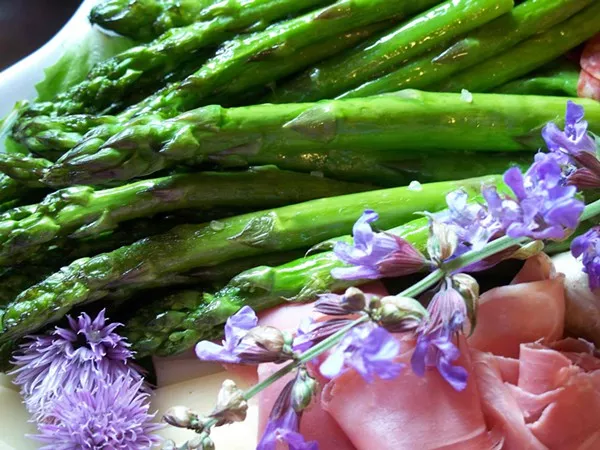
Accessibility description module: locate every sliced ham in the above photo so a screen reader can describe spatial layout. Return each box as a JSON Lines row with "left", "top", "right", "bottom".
{"left": 475, "top": 340, "right": 600, "bottom": 450}
{"left": 322, "top": 338, "right": 497, "bottom": 450}
{"left": 578, "top": 70, "right": 600, "bottom": 101}
{"left": 468, "top": 254, "right": 565, "bottom": 358}
{"left": 257, "top": 363, "right": 356, "bottom": 450}
{"left": 580, "top": 34, "right": 600, "bottom": 80}
{"left": 579, "top": 34, "right": 600, "bottom": 100}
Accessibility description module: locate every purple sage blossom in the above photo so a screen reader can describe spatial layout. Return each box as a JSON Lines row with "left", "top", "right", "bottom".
{"left": 34, "top": 376, "right": 162, "bottom": 450}
{"left": 542, "top": 101, "right": 600, "bottom": 189}
{"left": 320, "top": 324, "right": 404, "bottom": 383}
{"left": 10, "top": 309, "right": 142, "bottom": 420}
{"left": 571, "top": 227, "right": 600, "bottom": 290}
{"left": 542, "top": 101, "right": 597, "bottom": 161}
{"left": 332, "top": 210, "right": 428, "bottom": 280}
{"left": 483, "top": 153, "right": 584, "bottom": 240}
{"left": 196, "top": 306, "right": 291, "bottom": 364}
{"left": 437, "top": 189, "right": 503, "bottom": 254}
{"left": 195, "top": 306, "right": 258, "bottom": 364}
{"left": 258, "top": 375, "right": 318, "bottom": 450}
{"left": 411, "top": 286, "right": 469, "bottom": 391}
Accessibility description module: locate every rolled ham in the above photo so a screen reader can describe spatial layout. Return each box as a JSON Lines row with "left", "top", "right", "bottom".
{"left": 468, "top": 254, "right": 565, "bottom": 358}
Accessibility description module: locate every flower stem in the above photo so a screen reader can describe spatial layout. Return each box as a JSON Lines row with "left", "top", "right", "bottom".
{"left": 581, "top": 198, "right": 600, "bottom": 221}
{"left": 242, "top": 315, "right": 369, "bottom": 401}
{"left": 399, "top": 269, "right": 444, "bottom": 297}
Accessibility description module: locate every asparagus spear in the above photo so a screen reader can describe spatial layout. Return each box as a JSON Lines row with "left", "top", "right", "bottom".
{"left": 493, "top": 59, "right": 580, "bottom": 97}
{"left": 43, "top": 91, "right": 600, "bottom": 187}
{"left": 11, "top": 24, "right": 387, "bottom": 155}
{"left": 90, "top": 0, "right": 232, "bottom": 42}
{"left": 434, "top": 4, "right": 600, "bottom": 92}
{"left": 0, "top": 175, "right": 497, "bottom": 341}
{"left": 25, "top": 0, "right": 336, "bottom": 118}
{"left": 0, "top": 167, "right": 369, "bottom": 266}
{"left": 126, "top": 216, "right": 430, "bottom": 356}
{"left": 338, "top": 0, "right": 592, "bottom": 99}
{"left": 268, "top": 0, "right": 513, "bottom": 103}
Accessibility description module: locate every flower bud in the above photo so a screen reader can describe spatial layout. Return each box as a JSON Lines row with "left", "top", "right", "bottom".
{"left": 341, "top": 287, "right": 367, "bottom": 311}
{"left": 291, "top": 368, "right": 318, "bottom": 413}
{"left": 427, "top": 219, "right": 458, "bottom": 263}
{"left": 451, "top": 274, "right": 480, "bottom": 334}
{"left": 236, "top": 326, "right": 293, "bottom": 363}
{"left": 210, "top": 379, "right": 248, "bottom": 426}
{"left": 376, "top": 296, "right": 428, "bottom": 332}
{"left": 163, "top": 406, "right": 199, "bottom": 429}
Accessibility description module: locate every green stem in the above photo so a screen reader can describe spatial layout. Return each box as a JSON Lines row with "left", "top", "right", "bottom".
{"left": 399, "top": 269, "right": 444, "bottom": 298}
{"left": 581, "top": 199, "right": 600, "bottom": 221}
{"left": 243, "top": 315, "right": 370, "bottom": 400}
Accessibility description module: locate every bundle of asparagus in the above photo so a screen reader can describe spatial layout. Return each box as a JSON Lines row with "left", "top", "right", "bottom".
{"left": 0, "top": 0, "right": 599, "bottom": 371}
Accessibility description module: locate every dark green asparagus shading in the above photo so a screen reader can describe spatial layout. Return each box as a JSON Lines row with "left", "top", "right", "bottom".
{"left": 267, "top": 0, "right": 513, "bottom": 103}
{"left": 493, "top": 59, "right": 580, "bottom": 97}
{"left": 435, "top": 4, "right": 600, "bottom": 92}
{"left": 126, "top": 217, "right": 431, "bottom": 356}
{"left": 43, "top": 91, "right": 600, "bottom": 187}
{"left": 0, "top": 167, "right": 369, "bottom": 266}
{"left": 0, "top": 175, "right": 497, "bottom": 342}
{"left": 338, "top": 0, "right": 592, "bottom": 98}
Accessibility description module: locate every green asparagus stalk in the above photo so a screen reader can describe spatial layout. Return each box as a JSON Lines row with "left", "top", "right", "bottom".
{"left": 43, "top": 91, "right": 600, "bottom": 187}
{"left": 11, "top": 24, "right": 387, "bottom": 154}
{"left": 337, "top": 0, "right": 592, "bottom": 99}
{"left": 24, "top": 0, "right": 334, "bottom": 118}
{"left": 267, "top": 0, "right": 513, "bottom": 103}
{"left": 201, "top": 22, "right": 390, "bottom": 106}
{"left": 434, "top": 5, "right": 600, "bottom": 93}
{"left": 126, "top": 216, "right": 430, "bottom": 356}
{"left": 89, "top": 0, "right": 232, "bottom": 42}
{"left": 0, "top": 167, "right": 369, "bottom": 266}
{"left": 0, "top": 175, "right": 497, "bottom": 342}
{"left": 30, "top": 0, "right": 438, "bottom": 156}
{"left": 0, "top": 154, "right": 51, "bottom": 187}
{"left": 493, "top": 59, "right": 580, "bottom": 97}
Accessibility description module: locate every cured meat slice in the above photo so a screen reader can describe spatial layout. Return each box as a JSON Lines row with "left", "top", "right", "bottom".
{"left": 468, "top": 255, "right": 565, "bottom": 358}
{"left": 323, "top": 339, "right": 496, "bottom": 450}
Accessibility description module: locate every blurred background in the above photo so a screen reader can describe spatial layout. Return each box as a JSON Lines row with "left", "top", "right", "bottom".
{"left": 0, "top": 0, "right": 82, "bottom": 70}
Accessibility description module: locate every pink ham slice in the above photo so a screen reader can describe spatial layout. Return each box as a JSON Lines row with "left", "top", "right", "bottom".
{"left": 579, "top": 34, "right": 600, "bottom": 100}
{"left": 322, "top": 338, "right": 498, "bottom": 450}
{"left": 475, "top": 341, "right": 600, "bottom": 450}
{"left": 468, "top": 254, "right": 565, "bottom": 358}
{"left": 578, "top": 70, "right": 600, "bottom": 101}
{"left": 257, "top": 363, "right": 356, "bottom": 450}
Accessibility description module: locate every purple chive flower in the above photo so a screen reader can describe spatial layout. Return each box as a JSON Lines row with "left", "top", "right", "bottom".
{"left": 571, "top": 227, "right": 600, "bottom": 290}
{"left": 483, "top": 153, "right": 584, "bottom": 240}
{"left": 411, "top": 286, "right": 468, "bottom": 391}
{"left": 10, "top": 309, "right": 142, "bottom": 420}
{"left": 34, "top": 376, "right": 162, "bottom": 450}
{"left": 320, "top": 324, "right": 404, "bottom": 383}
{"left": 196, "top": 306, "right": 291, "bottom": 364}
{"left": 332, "top": 210, "right": 428, "bottom": 280}
{"left": 258, "top": 376, "right": 318, "bottom": 450}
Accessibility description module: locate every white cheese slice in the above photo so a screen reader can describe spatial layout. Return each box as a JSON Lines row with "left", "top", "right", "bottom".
{"left": 0, "top": 386, "right": 38, "bottom": 450}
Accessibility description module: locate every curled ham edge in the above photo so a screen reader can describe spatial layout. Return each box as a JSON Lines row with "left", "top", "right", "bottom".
{"left": 245, "top": 255, "right": 600, "bottom": 449}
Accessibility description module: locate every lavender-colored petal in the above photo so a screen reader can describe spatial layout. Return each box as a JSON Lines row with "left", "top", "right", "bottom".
{"left": 10, "top": 309, "right": 142, "bottom": 421}
{"left": 279, "top": 430, "right": 320, "bottom": 450}
{"left": 194, "top": 341, "right": 242, "bottom": 364}
{"left": 257, "top": 403, "right": 300, "bottom": 450}
{"left": 33, "top": 376, "right": 162, "bottom": 449}
{"left": 571, "top": 227, "right": 600, "bottom": 290}
{"left": 319, "top": 345, "right": 347, "bottom": 380}
{"left": 503, "top": 167, "right": 527, "bottom": 201}
{"left": 224, "top": 305, "right": 258, "bottom": 350}
{"left": 331, "top": 264, "right": 383, "bottom": 280}
{"left": 352, "top": 209, "right": 379, "bottom": 248}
